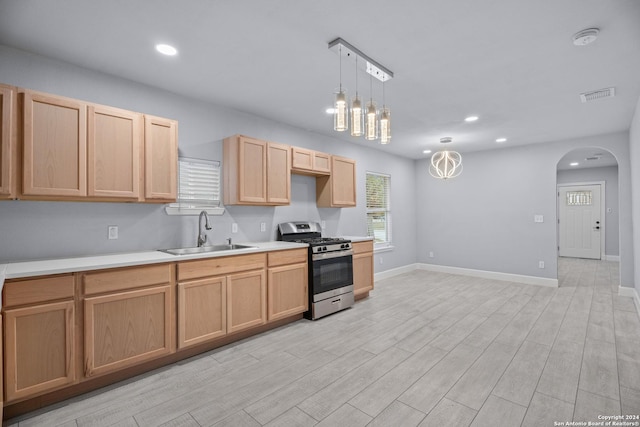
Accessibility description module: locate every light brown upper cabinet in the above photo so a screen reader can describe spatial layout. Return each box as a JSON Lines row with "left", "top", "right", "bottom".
{"left": 22, "top": 90, "right": 88, "bottom": 198}
{"left": 0, "top": 84, "right": 16, "bottom": 199}
{"left": 316, "top": 155, "right": 357, "bottom": 207}
{"left": 291, "top": 146, "right": 331, "bottom": 176}
{"left": 223, "top": 134, "right": 291, "bottom": 206}
{"left": 144, "top": 115, "right": 178, "bottom": 202}
{"left": 88, "top": 105, "right": 142, "bottom": 199}
{"left": 267, "top": 142, "right": 291, "bottom": 205}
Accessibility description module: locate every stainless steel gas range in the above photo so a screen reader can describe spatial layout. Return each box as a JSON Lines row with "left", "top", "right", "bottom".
{"left": 278, "top": 222, "right": 354, "bottom": 320}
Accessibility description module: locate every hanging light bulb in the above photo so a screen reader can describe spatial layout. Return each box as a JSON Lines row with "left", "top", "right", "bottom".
{"left": 379, "top": 80, "right": 391, "bottom": 144}
{"left": 365, "top": 74, "right": 378, "bottom": 140}
{"left": 350, "top": 56, "right": 363, "bottom": 137}
{"left": 429, "top": 137, "right": 463, "bottom": 179}
{"left": 334, "top": 45, "right": 348, "bottom": 132}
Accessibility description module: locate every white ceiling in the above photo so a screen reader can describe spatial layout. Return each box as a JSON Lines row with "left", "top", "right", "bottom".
{"left": 1, "top": 0, "right": 639, "bottom": 160}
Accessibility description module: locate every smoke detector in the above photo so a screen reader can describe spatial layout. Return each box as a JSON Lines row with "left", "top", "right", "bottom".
{"left": 573, "top": 28, "right": 599, "bottom": 46}
{"left": 580, "top": 87, "right": 615, "bottom": 103}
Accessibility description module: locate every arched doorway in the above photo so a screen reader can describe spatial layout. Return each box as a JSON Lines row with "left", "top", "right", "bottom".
{"left": 556, "top": 147, "right": 620, "bottom": 287}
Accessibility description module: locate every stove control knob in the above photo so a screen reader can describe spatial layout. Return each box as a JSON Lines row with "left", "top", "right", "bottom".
{"left": 322, "top": 246, "right": 327, "bottom": 252}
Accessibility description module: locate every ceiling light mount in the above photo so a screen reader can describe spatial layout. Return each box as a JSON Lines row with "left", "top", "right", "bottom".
{"left": 572, "top": 28, "right": 599, "bottom": 46}
{"left": 328, "top": 38, "right": 394, "bottom": 82}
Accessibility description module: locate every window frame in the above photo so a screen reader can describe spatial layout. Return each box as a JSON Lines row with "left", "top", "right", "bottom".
{"left": 366, "top": 171, "right": 392, "bottom": 249}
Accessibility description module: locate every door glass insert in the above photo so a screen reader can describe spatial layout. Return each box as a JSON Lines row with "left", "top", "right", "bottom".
{"left": 566, "top": 190, "right": 592, "bottom": 206}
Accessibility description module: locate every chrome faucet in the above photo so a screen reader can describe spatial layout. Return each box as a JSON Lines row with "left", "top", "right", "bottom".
{"left": 197, "top": 210, "right": 212, "bottom": 247}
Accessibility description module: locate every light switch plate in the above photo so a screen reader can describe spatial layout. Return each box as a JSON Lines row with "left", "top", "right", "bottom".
{"left": 108, "top": 226, "right": 118, "bottom": 240}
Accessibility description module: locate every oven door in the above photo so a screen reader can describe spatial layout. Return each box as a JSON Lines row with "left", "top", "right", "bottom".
{"left": 311, "top": 250, "right": 353, "bottom": 301}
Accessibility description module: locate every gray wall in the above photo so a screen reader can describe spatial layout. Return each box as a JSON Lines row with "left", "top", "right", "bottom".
{"left": 416, "top": 132, "right": 635, "bottom": 287}
{"left": 0, "top": 45, "right": 417, "bottom": 273}
{"left": 630, "top": 95, "right": 640, "bottom": 296}
{"left": 557, "top": 165, "right": 619, "bottom": 257}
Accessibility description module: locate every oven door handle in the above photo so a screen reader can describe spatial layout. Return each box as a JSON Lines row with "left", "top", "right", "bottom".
{"left": 311, "top": 249, "right": 354, "bottom": 261}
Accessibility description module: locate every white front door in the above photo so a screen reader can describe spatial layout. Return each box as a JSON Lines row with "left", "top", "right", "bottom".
{"left": 558, "top": 184, "right": 602, "bottom": 259}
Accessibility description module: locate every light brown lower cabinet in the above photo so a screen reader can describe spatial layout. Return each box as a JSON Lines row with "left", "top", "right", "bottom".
{"left": 267, "top": 263, "right": 308, "bottom": 321}
{"left": 352, "top": 241, "right": 374, "bottom": 296}
{"left": 3, "top": 300, "right": 75, "bottom": 401}
{"left": 227, "top": 270, "right": 267, "bottom": 334}
{"left": 84, "top": 284, "right": 173, "bottom": 377}
{"left": 177, "top": 276, "right": 227, "bottom": 349}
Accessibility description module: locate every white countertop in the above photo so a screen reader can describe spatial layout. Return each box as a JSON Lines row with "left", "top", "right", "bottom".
{"left": 343, "top": 236, "right": 374, "bottom": 242}
{"left": 0, "top": 241, "right": 308, "bottom": 281}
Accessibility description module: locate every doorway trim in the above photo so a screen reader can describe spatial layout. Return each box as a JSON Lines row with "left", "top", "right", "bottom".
{"left": 557, "top": 180, "right": 606, "bottom": 260}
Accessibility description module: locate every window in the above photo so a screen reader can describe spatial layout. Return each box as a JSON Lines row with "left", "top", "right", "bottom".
{"left": 165, "top": 158, "right": 225, "bottom": 215}
{"left": 366, "top": 172, "right": 391, "bottom": 246}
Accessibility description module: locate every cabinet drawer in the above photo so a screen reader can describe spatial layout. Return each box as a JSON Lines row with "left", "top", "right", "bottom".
{"left": 268, "top": 248, "right": 307, "bottom": 267}
{"left": 3, "top": 275, "right": 75, "bottom": 308}
{"left": 82, "top": 264, "right": 172, "bottom": 295}
{"left": 178, "top": 253, "right": 266, "bottom": 281}
{"left": 352, "top": 240, "right": 374, "bottom": 255}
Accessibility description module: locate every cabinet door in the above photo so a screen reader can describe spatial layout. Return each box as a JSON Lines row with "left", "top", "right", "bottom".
{"left": 316, "top": 155, "right": 357, "bottom": 207}
{"left": 84, "top": 285, "right": 172, "bottom": 377}
{"left": 353, "top": 252, "right": 374, "bottom": 296}
{"left": 227, "top": 269, "right": 266, "bottom": 334}
{"left": 312, "top": 151, "right": 331, "bottom": 174}
{"left": 178, "top": 277, "right": 226, "bottom": 349}
{"left": 4, "top": 300, "right": 75, "bottom": 401}
{"left": 238, "top": 136, "right": 267, "bottom": 203}
{"left": 22, "top": 90, "right": 87, "bottom": 197}
{"left": 267, "top": 142, "right": 290, "bottom": 205}
{"left": 144, "top": 115, "right": 177, "bottom": 201}
{"left": 0, "top": 84, "right": 16, "bottom": 199}
{"left": 267, "top": 263, "right": 308, "bottom": 321}
{"left": 88, "top": 105, "right": 142, "bottom": 199}
{"left": 291, "top": 146, "right": 313, "bottom": 171}
{"left": 331, "top": 156, "right": 356, "bottom": 206}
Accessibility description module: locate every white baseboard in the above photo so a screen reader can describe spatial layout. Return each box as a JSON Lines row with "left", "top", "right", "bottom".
{"left": 618, "top": 286, "right": 640, "bottom": 319}
{"left": 417, "top": 263, "right": 558, "bottom": 288}
{"left": 604, "top": 255, "right": 620, "bottom": 262}
{"left": 374, "top": 263, "right": 419, "bottom": 281}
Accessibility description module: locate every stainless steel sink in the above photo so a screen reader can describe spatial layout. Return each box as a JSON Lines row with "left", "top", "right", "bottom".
{"left": 159, "top": 244, "right": 256, "bottom": 256}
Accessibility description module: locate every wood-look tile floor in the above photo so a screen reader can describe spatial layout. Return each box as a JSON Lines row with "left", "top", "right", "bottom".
{"left": 7, "top": 258, "right": 640, "bottom": 427}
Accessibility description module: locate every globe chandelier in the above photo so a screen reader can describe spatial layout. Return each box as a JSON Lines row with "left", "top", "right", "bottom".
{"left": 429, "top": 137, "right": 463, "bottom": 179}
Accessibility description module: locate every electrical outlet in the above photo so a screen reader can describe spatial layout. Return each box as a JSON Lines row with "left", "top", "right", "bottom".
{"left": 534, "top": 215, "right": 544, "bottom": 223}
{"left": 539, "top": 261, "right": 545, "bottom": 269}
{"left": 260, "top": 222, "right": 266, "bottom": 232}
{"left": 232, "top": 223, "right": 238, "bottom": 233}
{"left": 429, "top": 251, "right": 434, "bottom": 258}
{"left": 321, "top": 220, "right": 326, "bottom": 229}
{"left": 379, "top": 257, "right": 383, "bottom": 264}
{"left": 108, "top": 226, "right": 118, "bottom": 240}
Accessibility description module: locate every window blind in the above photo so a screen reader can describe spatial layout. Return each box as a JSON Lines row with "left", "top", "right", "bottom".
{"left": 366, "top": 172, "right": 391, "bottom": 244}
{"left": 165, "top": 158, "right": 223, "bottom": 215}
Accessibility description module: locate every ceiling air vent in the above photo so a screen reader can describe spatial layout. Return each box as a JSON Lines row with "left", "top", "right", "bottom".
{"left": 580, "top": 87, "right": 615, "bottom": 103}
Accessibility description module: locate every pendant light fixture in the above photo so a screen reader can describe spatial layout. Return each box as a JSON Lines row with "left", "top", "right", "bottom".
{"left": 328, "top": 38, "right": 393, "bottom": 143}
{"left": 379, "top": 80, "right": 391, "bottom": 144}
{"left": 350, "top": 56, "right": 364, "bottom": 137}
{"left": 365, "top": 73, "right": 378, "bottom": 141}
{"left": 334, "top": 44, "right": 348, "bottom": 132}
{"left": 429, "top": 137, "right": 463, "bottom": 179}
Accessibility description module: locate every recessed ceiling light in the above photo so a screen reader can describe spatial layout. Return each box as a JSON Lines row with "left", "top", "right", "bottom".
{"left": 423, "top": 149, "right": 432, "bottom": 154}
{"left": 572, "top": 28, "right": 599, "bottom": 46}
{"left": 464, "top": 116, "right": 479, "bottom": 122}
{"left": 326, "top": 107, "right": 336, "bottom": 114}
{"left": 570, "top": 162, "right": 579, "bottom": 166}
{"left": 155, "top": 44, "right": 178, "bottom": 56}
{"left": 496, "top": 138, "right": 507, "bottom": 143}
